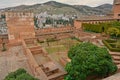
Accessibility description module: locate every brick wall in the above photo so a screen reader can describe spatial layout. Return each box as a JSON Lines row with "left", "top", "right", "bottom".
{"left": 74, "top": 20, "right": 82, "bottom": 29}
{"left": 22, "top": 40, "right": 48, "bottom": 80}
{"left": 35, "top": 26, "right": 73, "bottom": 35}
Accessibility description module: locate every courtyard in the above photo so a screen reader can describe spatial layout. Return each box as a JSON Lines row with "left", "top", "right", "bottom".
{"left": 0, "top": 46, "right": 32, "bottom": 80}
{"left": 38, "top": 38, "right": 81, "bottom": 66}
{"left": 39, "top": 38, "right": 80, "bottom": 54}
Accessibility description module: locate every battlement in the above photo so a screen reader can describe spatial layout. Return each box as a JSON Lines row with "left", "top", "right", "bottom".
{"left": 114, "top": 0, "right": 120, "bottom": 5}
{"left": 5, "top": 11, "right": 34, "bottom": 18}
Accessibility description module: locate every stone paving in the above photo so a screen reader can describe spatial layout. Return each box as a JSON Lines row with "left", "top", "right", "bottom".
{"left": 0, "top": 46, "right": 31, "bottom": 80}
{"left": 103, "top": 72, "right": 120, "bottom": 80}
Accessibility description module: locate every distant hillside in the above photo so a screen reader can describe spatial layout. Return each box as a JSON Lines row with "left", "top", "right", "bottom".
{"left": 74, "top": 4, "right": 112, "bottom": 15}
{"left": 0, "top": 1, "right": 113, "bottom": 16}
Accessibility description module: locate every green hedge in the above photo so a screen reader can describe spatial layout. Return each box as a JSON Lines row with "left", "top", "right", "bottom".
{"left": 4, "top": 68, "right": 38, "bottom": 80}
{"left": 102, "top": 40, "right": 120, "bottom": 52}
{"left": 105, "top": 39, "right": 117, "bottom": 43}
{"left": 82, "top": 21, "right": 120, "bottom": 33}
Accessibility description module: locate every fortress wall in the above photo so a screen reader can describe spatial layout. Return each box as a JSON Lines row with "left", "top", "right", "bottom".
{"left": 35, "top": 26, "right": 74, "bottom": 35}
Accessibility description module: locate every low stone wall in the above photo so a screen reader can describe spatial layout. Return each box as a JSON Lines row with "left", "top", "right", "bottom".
{"left": 22, "top": 40, "right": 48, "bottom": 80}
{"left": 29, "top": 46, "right": 43, "bottom": 55}
{"left": 24, "top": 38, "right": 37, "bottom": 44}
{"left": 35, "top": 26, "right": 74, "bottom": 36}
{"left": 8, "top": 39, "right": 22, "bottom": 47}
{"left": 37, "top": 33, "right": 73, "bottom": 41}
{"left": 59, "top": 57, "right": 71, "bottom": 67}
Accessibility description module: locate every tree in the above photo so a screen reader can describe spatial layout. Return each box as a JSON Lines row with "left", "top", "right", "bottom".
{"left": 65, "top": 42, "right": 117, "bottom": 80}
{"left": 34, "top": 17, "right": 39, "bottom": 28}
{"left": 4, "top": 68, "right": 38, "bottom": 80}
{"left": 1, "top": 14, "right": 6, "bottom": 19}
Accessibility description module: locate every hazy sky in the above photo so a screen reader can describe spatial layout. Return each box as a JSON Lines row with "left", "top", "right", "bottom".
{"left": 0, "top": 0, "right": 113, "bottom": 9}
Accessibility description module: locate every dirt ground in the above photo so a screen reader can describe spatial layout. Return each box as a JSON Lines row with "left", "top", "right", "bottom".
{"left": 0, "top": 46, "right": 31, "bottom": 80}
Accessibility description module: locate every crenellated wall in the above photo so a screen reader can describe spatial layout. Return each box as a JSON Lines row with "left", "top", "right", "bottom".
{"left": 35, "top": 26, "right": 74, "bottom": 35}
{"left": 35, "top": 26, "right": 74, "bottom": 40}
{"left": 74, "top": 19, "right": 116, "bottom": 30}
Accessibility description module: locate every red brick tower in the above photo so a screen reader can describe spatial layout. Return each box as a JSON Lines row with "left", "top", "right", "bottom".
{"left": 5, "top": 11, "right": 35, "bottom": 42}
{"left": 113, "top": 0, "right": 120, "bottom": 19}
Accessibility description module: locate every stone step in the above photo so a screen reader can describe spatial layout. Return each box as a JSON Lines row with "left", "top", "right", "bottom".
{"left": 110, "top": 52, "right": 120, "bottom": 56}
{"left": 117, "top": 64, "right": 120, "bottom": 72}
{"left": 112, "top": 56, "right": 120, "bottom": 60}
{"left": 114, "top": 60, "right": 120, "bottom": 65}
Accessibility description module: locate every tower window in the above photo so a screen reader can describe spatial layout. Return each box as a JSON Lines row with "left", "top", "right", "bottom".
{"left": 118, "top": 14, "right": 120, "bottom": 16}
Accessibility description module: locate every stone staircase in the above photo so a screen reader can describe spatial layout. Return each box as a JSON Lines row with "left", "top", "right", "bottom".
{"left": 110, "top": 52, "right": 120, "bottom": 72}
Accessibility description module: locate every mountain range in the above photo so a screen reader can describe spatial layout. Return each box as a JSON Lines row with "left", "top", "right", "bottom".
{"left": 0, "top": 1, "right": 113, "bottom": 16}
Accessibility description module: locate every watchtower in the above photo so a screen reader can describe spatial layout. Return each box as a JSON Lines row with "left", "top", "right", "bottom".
{"left": 5, "top": 11, "right": 35, "bottom": 41}
{"left": 113, "top": 0, "right": 120, "bottom": 19}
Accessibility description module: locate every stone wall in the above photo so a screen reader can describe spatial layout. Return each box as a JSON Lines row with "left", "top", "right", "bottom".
{"left": 35, "top": 26, "right": 74, "bottom": 35}
{"left": 22, "top": 40, "right": 48, "bottom": 80}
{"left": 74, "top": 20, "right": 82, "bottom": 29}
{"left": 22, "top": 39, "right": 66, "bottom": 80}
{"left": 36, "top": 26, "right": 74, "bottom": 40}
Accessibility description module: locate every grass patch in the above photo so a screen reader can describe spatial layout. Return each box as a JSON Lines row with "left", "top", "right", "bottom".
{"left": 39, "top": 38, "right": 81, "bottom": 54}
{"left": 46, "top": 45, "right": 66, "bottom": 54}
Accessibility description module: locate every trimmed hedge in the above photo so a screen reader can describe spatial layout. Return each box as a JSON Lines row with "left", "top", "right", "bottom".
{"left": 102, "top": 40, "right": 120, "bottom": 52}
{"left": 82, "top": 21, "right": 120, "bottom": 33}
{"left": 105, "top": 39, "right": 116, "bottom": 43}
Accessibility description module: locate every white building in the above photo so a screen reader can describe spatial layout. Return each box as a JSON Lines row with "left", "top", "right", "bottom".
{"left": 0, "top": 18, "right": 8, "bottom": 34}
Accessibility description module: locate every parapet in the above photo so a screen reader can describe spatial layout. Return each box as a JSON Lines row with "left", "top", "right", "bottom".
{"left": 5, "top": 11, "right": 34, "bottom": 18}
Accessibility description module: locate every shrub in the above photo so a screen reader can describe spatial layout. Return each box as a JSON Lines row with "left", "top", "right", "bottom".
{"left": 4, "top": 68, "right": 38, "bottom": 80}
{"left": 65, "top": 42, "right": 117, "bottom": 80}
{"left": 82, "top": 21, "right": 120, "bottom": 34}
{"left": 107, "top": 27, "right": 120, "bottom": 38}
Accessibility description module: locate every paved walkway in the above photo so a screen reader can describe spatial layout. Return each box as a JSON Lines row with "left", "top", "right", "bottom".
{"left": 0, "top": 46, "right": 31, "bottom": 80}
{"left": 103, "top": 72, "right": 120, "bottom": 80}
